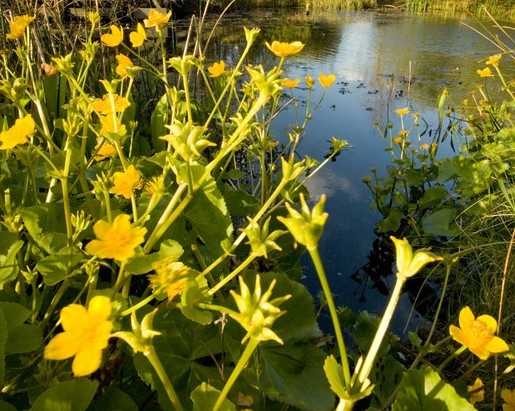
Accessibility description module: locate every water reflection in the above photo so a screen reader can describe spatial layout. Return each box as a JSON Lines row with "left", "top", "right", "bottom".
{"left": 193, "top": 9, "right": 509, "bottom": 334}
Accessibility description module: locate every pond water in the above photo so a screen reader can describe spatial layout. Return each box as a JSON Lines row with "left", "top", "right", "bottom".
{"left": 181, "top": 9, "right": 511, "bottom": 334}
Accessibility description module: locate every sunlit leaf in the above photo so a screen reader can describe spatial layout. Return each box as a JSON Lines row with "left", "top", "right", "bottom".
{"left": 30, "top": 379, "right": 98, "bottom": 411}
{"left": 35, "top": 246, "right": 84, "bottom": 286}
{"left": 391, "top": 365, "right": 476, "bottom": 411}
{"left": 21, "top": 204, "right": 68, "bottom": 254}
{"left": 191, "top": 383, "right": 236, "bottom": 411}
{"left": 0, "top": 232, "right": 23, "bottom": 287}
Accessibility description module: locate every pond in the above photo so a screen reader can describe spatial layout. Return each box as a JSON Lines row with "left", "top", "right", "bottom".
{"left": 178, "top": 9, "right": 511, "bottom": 334}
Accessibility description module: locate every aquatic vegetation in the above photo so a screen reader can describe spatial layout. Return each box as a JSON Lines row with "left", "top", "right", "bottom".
{"left": 0, "top": 3, "right": 513, "bottom": 411}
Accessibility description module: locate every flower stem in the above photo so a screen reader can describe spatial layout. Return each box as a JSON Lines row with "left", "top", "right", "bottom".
{"left": 355, "top": 276, "right": 405, "bottom": 392}
{"left": 308, "top": 247, "right": 351, "bottom": 389}
{"left": 213, "top": 338, "right": 260, "bottom": 411}
{"left": 145, "top": 347, "right": 184, "bottom": 411}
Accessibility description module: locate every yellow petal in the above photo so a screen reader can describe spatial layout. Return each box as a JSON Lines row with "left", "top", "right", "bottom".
{"left": 72, "top": 345, "right": 103, "bottom": 376}
{"left": 44, "top": 332, "right": 80, "bottom": 360}
{"left": 458, "top": 306, "right": 475, "bottom": 329}
{"left": 60, "top": 304, "right": 88, "bottom": 331}
{"left": 88, "top": 296, "right": 112, "bottom": 319}
{"left": 476, "top": 314, "right": 497, "bottom": 332}
{"left": 92, "top": 219, "right": 112, "bottom": 240}
{"left": 484, "top": 335, "right": 509, "bottom": 354}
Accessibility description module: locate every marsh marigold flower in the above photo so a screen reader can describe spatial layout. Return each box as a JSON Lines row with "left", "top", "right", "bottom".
{"left": 129, "top": 23, "right": 147, "bottom": 47}
{"left": 99, "top": 115, "right": 126, "bottom": 136}
{"left": 282, "top": 77, "right": 300, "bottom": 88}
{"left": 265, "top": 40, "right": 304, "bottom": 58}
{"left": 394, "top": 107, "right": 409, "bottom": 116}
{"left": 149, "top": 259, "right": 190, "bottom": 301}
{"left": 319, "top": 73, "right": 336, "bottom": 88}
{"left": 110, "top": 165, "right": 144, "bottom": 199}
{"left": 467, "top": 378, "right": 485, "bottom": 405}
{"left": 502, "top": 388, "right": 515, "bottom": 411}
{"left": 305, "top": 74, "right": 315, "bottom": 88}
{"left": 44, "top": 296, "right": 113, "bottom": 377}
{"left": 486, "top": 54, "right": 501, "bottom": 65}
{"left": 85, "top": 214, "right": 147, "bottom": 261}
{"left": 93, "top": 94, "right": 130, "bottom": 114}
{"left": 6, "top": 15, "right": 35, "bottom": 40}
{"left": 115, "top": 54, "right": 134, "bottom": 77}
{"left": 0, "top": 115, "right": 36, "bottom": 150}
{"left": 101, "top": 25, "right": 123, "bottom": 47}
{"left": 477, "top": 67, "right": 494, "bottom": 78}
{"left": 95, "top": 142, "right": 117, "bottom": 161}
{"left": 449, "top": 306, "right": 509, "bottom": 360}
{"left": 208, "top": 60, "right": 225, "bottom": 77}
{"left": 144, "top": 9, "right": 172, "bottom": 29}
{"left": 41, "top": 62, "right": 58, "bottom": 76}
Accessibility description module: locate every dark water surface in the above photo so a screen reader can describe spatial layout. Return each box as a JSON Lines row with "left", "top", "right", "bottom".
{"left": 188, "top": 9, "right": 511, "bottom": 334}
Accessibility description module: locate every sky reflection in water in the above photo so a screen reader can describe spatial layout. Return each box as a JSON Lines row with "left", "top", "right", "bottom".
{"left": 206, "top": 10, "right": 510, "bottom": 334}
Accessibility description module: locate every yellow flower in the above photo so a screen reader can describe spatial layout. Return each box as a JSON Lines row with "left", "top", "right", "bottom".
{"left": 115, "top": 54, "right": 133, "bottom": 77}
{"left": 93, "top": 94, "right": 131, "bottom": 114}
{"left": 95, "top": 142, "right": 117, "bottom": 162}
{"left": 44, "top": 296, "right": 113, "bottom": 377}
{"left": 486, "top": 54, "right": 501, "bottom": 65}
{"left": 319, "top": 73, "right": 336, "bottom": 88}
{"left": 207, "top": 60, "right": 225, "bottom": 77}
{"left": 467, "top": 378, "right": 485, "bottom": 405}
{"left": 110, "top": 165, "right": 143, "bottom": 199}
{"left": 305, "top": 74, "right": 315, "bottom": 88}
{"left": 282, "top": 77, "right": 300, "bottom": 88}
{"left": 129, "top": 23, "right": 147, "bottom": 47}
{"left": 392, "top": 137, "right": 403, "bottom": 144}
{"left": 0, "top": 115, "right": 36, "bottom": 150}
{"left": 99, "top": 115, "right": 126, "bottom": 136}
{"left": 420, "top": 143, "right": 430, "bottom": 150}
{"left": 265, "top": 40, "right": 305, "bottom": 58}
{"left": 144, "top": 9, "right": 172, "bottom": 29}
{"left": 85, "top": 214, "right": 147, "bottom": 261}
{"left": 449, "top": 306, "right": 509, "bottom": 360}
{"left": 394, "top": 107, "right": 409, "bottom": 116}
{"left": 390, "top": 236, "right": 442, "bottom": 280}
{"left": 6, "top": 15, "right": 35, "bottom": 40}
{"left": 148, "top": 259, "right": 190, "bottom": 301}
{"left": 477, "top": 67, "right": 494, "bottom": 78}
{"left": 502, "top": 388, "right": 515, "bottom": 411}
{"left": 101, "top": 25, "right": 124, "bottom": 47}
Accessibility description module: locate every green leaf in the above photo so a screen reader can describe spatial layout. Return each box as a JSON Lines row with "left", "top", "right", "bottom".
{"left": 21, "top": 204, "right": 68, "bottom": 254}
{"left": 370, "top": 355, "right": 405, "bottom": 407}
{"left": 323, "top": 355, "right": 348, "bottom": 399}
{"left": 191, "top": 383, "right": 236, "bottom": 411}
{"left": 421, "top": 208, "right": 459, "bottom": 237}
{"left": 417, "top": 186, "right": 449, "bottom": 211}
{"left": 377, "top": 207, "right": 403, "bottom": 233}
{"left": 0, "top": 400, "right": 17, "bottom": 411}
{"left": 134, "top": 307, "right": 227, "bottom": 410}
{"left": 36, "top": 246, "right": 84, "bottom": 286}
{"left": 184, "top": 186, "right": 233, "bottom": 256}
{"left": 181, "top": 275, "right": 213, "bottom": 325}
{"left": 88, "top": 386, "right": 139, "bottom": 411}
{"left": 391, "top": 365, "right": 476, "bottom": 411}
{"left": 0, "top": 232, "right": 23, "bottom": 287}
{"left": 125, "top": 240, "right": 184, "bottom": 275}
{"left": 31, "top": 379, "right": 98, "bottom": 411}
{"left": 0, "top": 302, "right": 42, "bottom": 354}
{"left": 255, "top": 342, "right": 334, "bottom": 411}
{"left": 151, "top": 93, "right": 169, "bottom": 152}
{"left": 0, "top": 308, "right": 6, "bottom": 387}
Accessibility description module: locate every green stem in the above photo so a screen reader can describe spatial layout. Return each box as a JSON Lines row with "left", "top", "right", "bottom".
{"left": 146, "top": 347, "right": 184, "bottom": 411}
{"left": 308, "top": 247, "right": 351, "bottom": 389}
{"left": 437, "top": 346, "right": 467, "bottom": 373}
{"left": 213, "top": 338, "right": 260, "bottom": 411}
{"left": 336, "top": 398, "right": 355, "bottom": 411}
{"left": 354, "top": 277, "right": 405, "bottom": 392}
{"left": 207, "top": 253, "right": 257, "bottom": 297}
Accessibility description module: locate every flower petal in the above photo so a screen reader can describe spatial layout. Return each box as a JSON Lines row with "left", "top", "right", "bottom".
{"left": 476, "top": 314, "right": 497, "bottom": 332}
{"left": 88, "top": 296, "right": 112, "bottom": 319}
{"left": 60, "top": 304, "right": 88, "bottom": 331}
{"left": 72, "top": 345, "right": 103, "bottom": 376}
{"left": 44, "top": 332, "right": 80, "bottom": 360}
{"left": 484, "top": 335, "right": 509, "bottom": 354}
{"left": 458, "top": 306, "right": 475, "bottom": 330}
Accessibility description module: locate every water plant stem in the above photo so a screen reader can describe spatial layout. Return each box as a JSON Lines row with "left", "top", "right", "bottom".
{"left": 308, "top": 247, "right": 351, "bottom": 388}
{"left": 213, "top": 337, "right": 260, "bottom": 411}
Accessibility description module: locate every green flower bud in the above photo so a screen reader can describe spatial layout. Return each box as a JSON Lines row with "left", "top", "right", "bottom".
{"left": 390, "top": 236, "right": 442, "bottom": 280}
{"left": 277, "top": 193, "right": 328, "bottom": 250}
